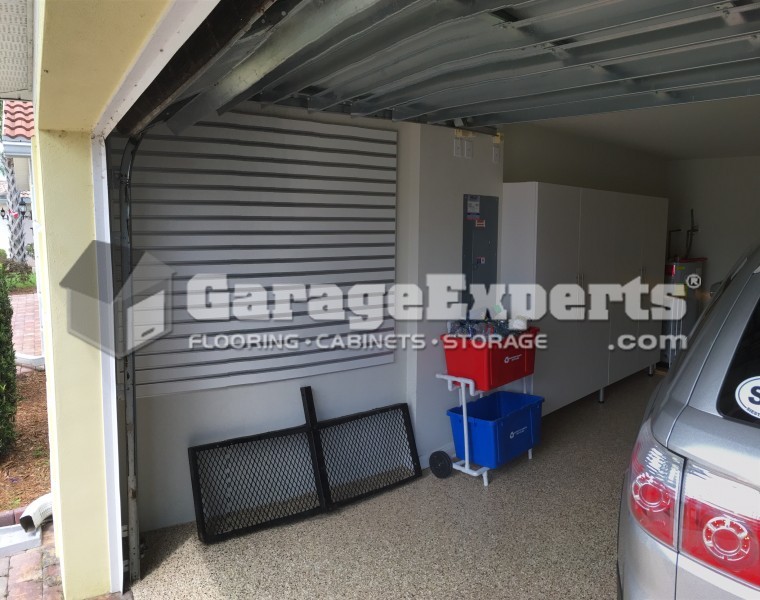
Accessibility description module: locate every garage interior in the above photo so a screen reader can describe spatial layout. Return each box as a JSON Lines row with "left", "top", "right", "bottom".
{"left": 108, "top": 0, "right": 760, "bottom": 597}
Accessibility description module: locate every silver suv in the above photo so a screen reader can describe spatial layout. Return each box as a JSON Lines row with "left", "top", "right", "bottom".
{"left": 617, "top": 247, "right": 760, "bottom": 599}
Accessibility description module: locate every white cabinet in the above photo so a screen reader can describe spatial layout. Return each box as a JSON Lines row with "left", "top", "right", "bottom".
{"left": 499, "top": 182, "right": 667, "bottom": 414}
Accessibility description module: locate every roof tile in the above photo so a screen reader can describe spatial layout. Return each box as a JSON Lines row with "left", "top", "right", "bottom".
{"left": 2, "top": 101, "right": 34, "bottom": 142}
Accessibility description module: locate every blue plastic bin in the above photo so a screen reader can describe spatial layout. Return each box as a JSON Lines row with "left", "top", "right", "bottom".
{"left": 447, "top": 391, "right": 544, "bottom": 469}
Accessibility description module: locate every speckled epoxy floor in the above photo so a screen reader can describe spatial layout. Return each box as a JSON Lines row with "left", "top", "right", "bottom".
{"left": 133, "top": 372, "right": 659, "bottom": 600}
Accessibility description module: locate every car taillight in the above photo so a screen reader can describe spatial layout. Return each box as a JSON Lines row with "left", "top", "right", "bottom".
{"left": 681, "top": 463, "right": 760, "bottom": 589}
{"left": 628, "top": 421, "right": 684, "bottom": 547}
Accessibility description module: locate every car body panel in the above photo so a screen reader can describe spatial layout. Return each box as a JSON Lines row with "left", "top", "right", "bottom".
{"left": 650, "top": 250, "right": 757, "bottom": 448}
{"left": 676, "top": 554, "right": 760, "bottom": 600}
{"left": 617, "top": 485, "right": 678, "bottom": 600}
{"left": 667, "top": 405, "right": 760, "bottom": 489}
{"left": 618, "top": 246, "right": 760, "bottom": 599}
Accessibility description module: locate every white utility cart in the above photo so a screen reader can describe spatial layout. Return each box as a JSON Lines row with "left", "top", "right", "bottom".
{"left": 430, "top": 372, "right": 538, "bottom": 487}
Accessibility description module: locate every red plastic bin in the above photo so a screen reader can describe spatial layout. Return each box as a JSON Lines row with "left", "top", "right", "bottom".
{"left": 440, "top": 327, "right": 539, "bottom": 392}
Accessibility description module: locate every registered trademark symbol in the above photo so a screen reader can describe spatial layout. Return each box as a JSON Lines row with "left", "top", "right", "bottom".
{"left": 686, "top": 274, "right": 702, "bottom": 289}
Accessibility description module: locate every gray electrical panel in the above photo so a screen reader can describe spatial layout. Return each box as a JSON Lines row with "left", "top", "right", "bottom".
{"left": 462, "top": 194, "right": 499, "bottom": 314}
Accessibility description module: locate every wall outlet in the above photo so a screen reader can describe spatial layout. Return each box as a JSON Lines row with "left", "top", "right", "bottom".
{"left": 453, "top": 138, "right": 463, "bottom": 158}
{"left": 463, "top": 139, "right": 473, "bottom": 159}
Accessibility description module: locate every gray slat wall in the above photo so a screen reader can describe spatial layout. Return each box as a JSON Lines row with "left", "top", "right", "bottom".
{"left": 108, "top": 105, "right": 397, "bottom": 398}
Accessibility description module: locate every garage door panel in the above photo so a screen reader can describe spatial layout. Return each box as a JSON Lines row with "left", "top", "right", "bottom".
{"left": 131, "top": 171, "right": 396, "bottom": 195}
{"left": 130, "top": 202, "right": 394, "bottom": 220}
{"left": 132, "top": 154, "right": 397, "bottom": 182}
{"left": 132, "top": 232, "right": 396, "bottom": 248}
{"left": 135, "top": 353, "right": 394, "bottom": 397}
{"left": 129, "top": 186, "right": 396, "bottom": 206}
{"left": 120, "top": 137, "right": 398, "bottom": 169}
{"left": 142, "top": 245, "right": 394, "bottom": 263}
{"left": 110, "top": 112, "right": 397, "bottom": 397}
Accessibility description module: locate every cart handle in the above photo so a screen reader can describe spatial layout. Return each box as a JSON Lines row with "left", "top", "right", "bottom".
{"left": 435, "top": 374, "right": 481, "bottom": 398}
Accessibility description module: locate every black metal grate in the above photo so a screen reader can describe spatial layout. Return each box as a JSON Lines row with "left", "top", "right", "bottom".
{"left": 188, "top": 426, "right": 322, "bottom": 543}
{"left": 188, "top": 389, "right": 420, "bottom": 544}
{"left": 318, "top": 406, "right": 420, "bottom": 505}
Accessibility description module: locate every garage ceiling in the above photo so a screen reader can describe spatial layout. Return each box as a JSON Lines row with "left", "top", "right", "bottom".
{"left": 130, "top": 0, "right": 760, "bottom": 135}
{"left": 520, "top": 94, "right": 760, "bottom": 159}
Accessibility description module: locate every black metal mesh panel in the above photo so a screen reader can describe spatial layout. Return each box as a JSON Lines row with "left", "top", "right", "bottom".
{"left": 317, "top": 405, "right": 420, "bottom": 505}
{"left": 189, "top": 398, "right": 420, "bottom": 544}
{"left": 188, "top": 428, "right": 322, "bottom": 543}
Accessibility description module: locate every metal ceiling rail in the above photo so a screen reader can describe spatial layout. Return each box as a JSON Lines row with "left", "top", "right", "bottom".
{"left": 432, "top": 55, "right": 760, "bottom": 123}
{"left": 357, "top": 15, "right": 760, "bottom": 120}
{"left": 345, "top": 1, "right": 760, "bottom": 117}
{"left": 307, "top": 0, "right": 733, "bottom": 113}
{"left": 256, "top": 0, "right": 544, "bottom": 106}
{"left": 167, "top": 0, "right": 389, "bottom": 133}
{"left": 468, "top": 65, "right": 760, "bottom": 125}
{"left": 275, "top": 0, "right": 615, "bottom": 107}
{"left": 116, "top": 0, "right": 278, "bottom": 137}
{"left": 154, "top": 0, "right": 760, "bottom": 133}
{"left": 167, "top": 0, "right": 602, "bottom": 131}
{"left": 398, "top": 27, "right": 760, "bottom": 122}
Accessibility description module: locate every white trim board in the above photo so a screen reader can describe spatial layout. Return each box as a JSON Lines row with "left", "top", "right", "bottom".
{"left": 92, "top": 0, "right": 219, "bottom": 138}
{"left": 91, "top": 137, "right": 122, "bottom": 594}
{"left": 87, "top": 0, "right": 221, "bottom": 590}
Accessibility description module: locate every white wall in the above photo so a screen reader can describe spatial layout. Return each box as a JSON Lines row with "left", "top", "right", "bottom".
{"left": 409, "top": 126, "right": 503, "bottom": 457}
{"left": 137, "top": 364, "right": 409, "bottom": 530}
{"left": 134, "top": 108, "right": 502, "bottom": 531}
{"left": 668, "top": 156, "right": 760, "bottom": 288}
{"left": 13, "top": 157, "right": 31, "bottom": 192}
{"left": 502, "top": 123, "right": 668, "bottom": 197}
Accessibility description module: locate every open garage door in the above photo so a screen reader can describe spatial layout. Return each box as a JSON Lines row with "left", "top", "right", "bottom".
{"left": 109, "top": 0, "right": 760, "bottom": 585}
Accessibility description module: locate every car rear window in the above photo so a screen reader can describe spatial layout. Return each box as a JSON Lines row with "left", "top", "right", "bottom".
{"left": 717, "top": 298, "right": 760, "bottom": 426}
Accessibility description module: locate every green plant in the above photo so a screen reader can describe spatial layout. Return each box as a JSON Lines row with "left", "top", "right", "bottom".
{"left": 4, "top": 271, "right": 36, "bottom": 292}
{"left": 1, "top": 259, "right": 31, "bottom": 275}
{"left": 25, "top": 243, "right": 34, "bottom": 259}
{"left": 0, "top": 249, "right": 6, "bottom": 262}
{"left": 0, "top": 267, "right": 17, "bottom": 457}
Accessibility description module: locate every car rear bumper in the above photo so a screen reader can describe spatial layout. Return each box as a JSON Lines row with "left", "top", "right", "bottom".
{"left": 618, "top": 481, "right": 678, "bottom": 600}
{"left": 676, "top": 554, "right": 760, "bottom": 599}
{"left": 618, "top": 483, "right": 757, "bottom": 600}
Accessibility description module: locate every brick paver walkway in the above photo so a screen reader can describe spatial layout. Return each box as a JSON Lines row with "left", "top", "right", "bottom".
{"left": 10, "top": 293, "right": 42, "bottom": 375}
{"left": 0, "top": 523, "right": 59, "bottom": 599}
{"left": 11, "top": 293, "right": 41, "bottom": 357}
{"left": 0, "top": 523, "right": 125, "bottom": 599}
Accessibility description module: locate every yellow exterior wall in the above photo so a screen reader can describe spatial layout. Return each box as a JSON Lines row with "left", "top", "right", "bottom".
{"left": 33, "top": 130, "right": 111, "bottom": 598}
{"left": 36, "top": 0, "right": 172, "bottom": 132}
{"left": 33, "top": 0, "right": 173, "bottom": 597}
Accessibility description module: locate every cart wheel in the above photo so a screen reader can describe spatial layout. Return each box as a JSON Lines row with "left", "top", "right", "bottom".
{"left": 429, "top": 451, "right": 453, "bottom": 479}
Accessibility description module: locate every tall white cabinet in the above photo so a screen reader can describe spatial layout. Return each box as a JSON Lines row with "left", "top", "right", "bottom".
{"left": 500, "top": 182, "right": 668, "bottom": 414}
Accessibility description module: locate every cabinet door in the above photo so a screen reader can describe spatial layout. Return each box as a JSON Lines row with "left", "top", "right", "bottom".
{"left": 578, "top": 189, "right": 617, "bottom": 394}
{"left": 535, "top": 183, "right": 581, "bottom": 292}
{"left": 639, "top": 196, "right": 669, "bottom": 365}
{"left": 532, "top": 184, "right": 582, "bottom": 413}
{"left": 500, "top": 182, "right": 538, "bottom": 285}
{"left": 609, "top": 193, "right": 648, "bottom": 383}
